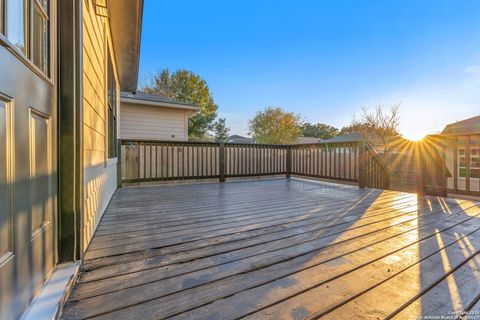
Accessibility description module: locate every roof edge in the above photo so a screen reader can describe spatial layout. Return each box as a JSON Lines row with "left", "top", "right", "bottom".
{"left": 121, "top": 96, "right": 200, "bottom": 111}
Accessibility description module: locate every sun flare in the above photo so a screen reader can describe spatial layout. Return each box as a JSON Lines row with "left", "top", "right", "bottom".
{"left": 403, "top": 131, "right": 426, "bottom": 142}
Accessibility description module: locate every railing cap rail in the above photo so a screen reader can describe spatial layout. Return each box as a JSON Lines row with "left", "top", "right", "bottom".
{"left": 121, "top": 139, "right": 360, "bottom": 148}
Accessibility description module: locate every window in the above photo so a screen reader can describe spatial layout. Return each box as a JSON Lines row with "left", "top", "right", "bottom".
{"left": 0, "top": 0, "right": 4, "bottom": 34}
{"left": 6, "top": 0, "right": 27, "bottom": 54}
{"left": 32, "top": 0, "right": 49, "bottom": 74}
{"left": 107, "top": 48, "right": 117, "bottom": 158}
{"left": 458, "top": 148, "right": 467, "bottom": 178}
{"left": 2, "top": 0, "right": 50, "bottom": 76}
{"left": 458, "top": 147, "right": 480, "bottom": 179}
{"left": 471, "top": 147, "right": 480, "bottom": 179}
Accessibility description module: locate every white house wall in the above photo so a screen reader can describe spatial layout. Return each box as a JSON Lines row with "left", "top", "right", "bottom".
{"left": 120, "top": 103, "right": 189, "bottom": 141}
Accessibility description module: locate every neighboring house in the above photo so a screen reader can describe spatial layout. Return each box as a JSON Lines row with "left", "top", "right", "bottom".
{"left": 120, "top": 91, "right": 198, "bottom": 141}
{"left": 228, "top": 135, "right": 255, "bottom": 144}
{"left": 442, "top": 115, "right": 480, "bottom": 135}
{"left": 325, "top": 131, "right": 386, "bottom": 149}
{"left": 439, "top": 115, "right": 480, "bottom": 196}
{"left": 0, "top": 1, "right": 143, "bottom": 319}
{"left": 295, "top": 136, "right": 323, "bottom": 144}
{"left": 324, "top": 132, "right": 364, "bottom": 144}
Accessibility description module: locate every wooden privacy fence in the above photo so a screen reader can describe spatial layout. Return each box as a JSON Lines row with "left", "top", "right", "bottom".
{"left": 120, "top": 139, "right": 390, "bottom": 189}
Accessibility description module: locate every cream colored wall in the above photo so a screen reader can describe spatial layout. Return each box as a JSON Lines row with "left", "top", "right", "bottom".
{"left": 445, "top": 140, "right": 480, "bottom": 192}
{"left": 120, "top": 102, "right": 190, "bottom": 141}
{"left": 81, "top": 0, "right": 119, "bottom": 253}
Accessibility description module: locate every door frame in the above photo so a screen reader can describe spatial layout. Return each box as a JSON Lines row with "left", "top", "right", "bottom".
{"left": 58, "top": 0, "right": 83, "bottom": 262}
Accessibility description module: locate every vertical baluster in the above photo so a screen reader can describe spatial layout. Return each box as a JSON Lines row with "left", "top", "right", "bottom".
{"left": 242, "top": 145, "right": 247, "bottom": 175}
{"left": 358, "top": 141, "right": 366, "bottom": 188}
{"left": 235, "top": 145, "right": 238, "bottom": 176}
{"left": 263, "top": 146, "right": 266, "bottom": 174}
{"left": 270, "top": 147, "right": 274, "bottom": 174}
{"left": 219, "top": 143, "right": 225, "bottom": 182}
{"left": 142, "top": 142, "right": 146, "bottom": 179}
{"left": 159, "top": 144, "right": 163, "bottom": 179}
{"left": 247, "top": 146, "right": 250, "bottom": 175}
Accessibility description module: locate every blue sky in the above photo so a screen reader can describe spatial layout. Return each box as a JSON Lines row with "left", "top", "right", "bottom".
{"left": 139, "top": 0, "right": 480, "bottom": 140}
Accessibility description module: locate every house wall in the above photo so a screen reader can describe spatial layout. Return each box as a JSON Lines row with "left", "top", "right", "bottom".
{"left": 120, "top": 102, "right": 190, "bottom": 141}
{"left": 81, "top": 0, "right": 120, "bottom": 253}
{"left": 444, "top": 135, "right": 480, "bottom": 195}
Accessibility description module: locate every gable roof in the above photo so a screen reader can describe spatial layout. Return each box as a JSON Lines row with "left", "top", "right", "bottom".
{"left": 120, "top": 91, "right": 199, "bottom": 111}
{"left": 227, "top": 135, "right": 256, "bottom": 144}
{"left": 441, "top": 115, "right": 480, "bottom": 135}
{"left": 228, "top": 135, "right": 249, "bottom": 139}
{"left": 295, "top": 137, "right": 323, "bottom": 144}
{"left": 324, "top": 132, "right": 364, "bottom": 143}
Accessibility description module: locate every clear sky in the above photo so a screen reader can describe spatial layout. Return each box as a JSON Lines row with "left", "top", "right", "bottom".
{"left": 139, "top": 0, "right": 480, "bottom": 140}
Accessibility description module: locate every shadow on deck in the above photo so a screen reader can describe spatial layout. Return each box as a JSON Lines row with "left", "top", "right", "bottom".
{"left": 61, "top": 178, "right": 480, "bottom": 320}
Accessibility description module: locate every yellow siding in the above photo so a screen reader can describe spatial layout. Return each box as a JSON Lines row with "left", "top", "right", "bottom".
{"left": 82, "top": 0, "right": 120, "bottom": 253}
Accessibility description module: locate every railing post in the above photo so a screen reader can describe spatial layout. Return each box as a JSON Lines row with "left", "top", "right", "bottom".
{"left": 358, "top": 140, "right": 366, "bottom": 188}
{"left": 286, "top": 146, "right": 292, "bottom": 178}
{"left": 384, "top": 169, "right": 391, "bottom": 190}
{"left": 416, "top": 142, "right": 425, "bottom": 196}
{"left": 117, "top": 139, "right": 122, "bottom": 188}
{"left": 441, "top": 136, "right": 447, "bottom": 197}
{"left": 219, "top": 143, "right": 225, "bottom": 182}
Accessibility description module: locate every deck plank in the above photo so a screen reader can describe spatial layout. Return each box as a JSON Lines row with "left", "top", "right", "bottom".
{"left": 95, "top": 206, "right": 479, "bottom": 320}
{"left": 88, "top": 193, "right": 413, "bottom": 250}
{"left": 60, "top": 178, "right": 480, "bottom": 320}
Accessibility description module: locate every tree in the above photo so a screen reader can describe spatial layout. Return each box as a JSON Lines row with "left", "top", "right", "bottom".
{"left": 339, "top": 123, "right": 373, "bottom": 136}
{"left": 347, "top": 103, "right": 401, "bottom": 152}
{"left": 213, "top": 118, "right": 230, "bottom": 142}
{"left": 141, "top": 69, "right": 218, "bottom": 139}
{"left": 249, "top": 107, "right": 302, "bottom": 144}
{"left": 301, "top": 122, "right": 339, "bottom": 140}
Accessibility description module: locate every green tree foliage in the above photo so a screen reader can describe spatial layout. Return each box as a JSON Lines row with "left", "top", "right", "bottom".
{"left": 249, "top": 107, "right": 302, "bottom": 144}
{"left": 213, "top": 118, "right": 230, "bottom": 142}
{"left": 141, "top": 69, "right": 218, "bottom": 139}
{"left": 339, "top": 123, "right": 372, "bottom": 135}
{"left": 301, "top": 122, "right": 339, "bottom": 140}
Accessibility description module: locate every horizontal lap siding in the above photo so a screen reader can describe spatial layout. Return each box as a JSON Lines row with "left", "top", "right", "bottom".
{"left": 120, "top": 103, "right": 188, "bottom": 141}
{"left": 82, "top": 0, "right": 119, "bottom": 254}
{"left": 83, "top": 1, "right": 106, "bottom": 166}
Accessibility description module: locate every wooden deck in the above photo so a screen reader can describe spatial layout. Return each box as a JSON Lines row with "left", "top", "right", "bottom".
{"left": 61, "top": 178, "right": 480, "bottom": 320}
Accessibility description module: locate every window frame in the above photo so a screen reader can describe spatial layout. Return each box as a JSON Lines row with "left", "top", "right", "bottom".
{"left": 107, "top": 44, "right": 118, "bottom": 159}
{"left": 0, "top": 0, "right": 4, "bottom": 34}
{"left": 31, "top": 0, "right": 49, "bottom": 75}
{"left": 0, "top": 0, "right": 53, "bottom": 83}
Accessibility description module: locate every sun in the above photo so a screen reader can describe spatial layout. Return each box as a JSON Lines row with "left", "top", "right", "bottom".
{"left": 403, "top": 131, "right": 426, "bottom": 142}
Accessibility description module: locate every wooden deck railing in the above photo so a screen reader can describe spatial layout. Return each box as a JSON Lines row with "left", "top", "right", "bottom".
{"left": 289, "top": 141, "right": 390, "bottom": 189}
{"left": 120, "top": 139, "right": 390, "bottom": 189}
{"left": 416, "top": 134, "right": 480, "bottom": 197}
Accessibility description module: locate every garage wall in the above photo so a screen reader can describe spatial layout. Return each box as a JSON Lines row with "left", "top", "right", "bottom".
{"left": 120, "top": 103, "right": 189, "bottom": 141}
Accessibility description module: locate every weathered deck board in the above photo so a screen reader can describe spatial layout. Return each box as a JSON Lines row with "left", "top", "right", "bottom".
{"left": 61, "top": 178, "right": 480, "bottom": 320}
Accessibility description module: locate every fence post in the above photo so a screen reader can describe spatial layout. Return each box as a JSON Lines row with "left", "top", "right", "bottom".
{"left": 286, "top": 146, "right": 292, "bottom": 178}
{"left": 441, "top": 136, "right": 447, "bottom": 197}
{"left": 358, "top": 141, "right": 366, "bottom": 188}
{"left": 416, "top": 142, "right": 425, "bottom": 196}
{"left": 117, "top": 140, "right": 122, "bottom": 188}
{"left": 219, "top": 143, "right": 225, "bottom": 182}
